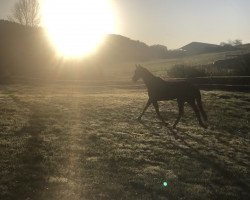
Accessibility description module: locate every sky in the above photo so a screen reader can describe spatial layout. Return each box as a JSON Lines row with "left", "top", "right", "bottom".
{"left": 0, "top": 0, "right": 250, "bottom": 49}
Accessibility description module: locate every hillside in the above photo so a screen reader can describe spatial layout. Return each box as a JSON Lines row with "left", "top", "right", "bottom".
{"left": 0, "top": 20, "right": 172, "bottom": 78}
{"left": 95, "top": 34, "right": 169, "bottom": 62}
{"left": 0, "top": 20, "right": 169, "bottom": 62}
{"left": 0, "top": 20, "right": 249, "bottom": 80}
{"left": 180, "top": 42, "right": 238, "bottom": 55}
{"left": 0, "top": 20, "right": 54, "bottom": 77}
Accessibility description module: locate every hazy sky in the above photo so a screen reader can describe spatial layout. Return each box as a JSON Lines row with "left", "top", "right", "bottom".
{"left": 0, "top": 0, "right": 16, "bottom": 19}
{"left": 1, "top": 0, "right": 250, "bottom": 48}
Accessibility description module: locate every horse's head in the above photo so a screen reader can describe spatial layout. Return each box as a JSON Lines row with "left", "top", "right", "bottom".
{"left": 132, "top": 65, "right": 144, "bottom": 82}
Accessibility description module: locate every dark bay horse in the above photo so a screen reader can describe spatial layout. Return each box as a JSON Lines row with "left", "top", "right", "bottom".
{"left": 132, "top": 65, "right": 208, "bottom": 128}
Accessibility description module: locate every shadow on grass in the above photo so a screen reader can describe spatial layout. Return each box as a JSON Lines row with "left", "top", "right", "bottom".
{"left": 2, "top": 94, "right": 58, "bottom": 200}
{"left": 169, "top": 127, "right": 249, "bottom": 198}
{"left": 5, "top": 108, "right": 52, "bottom": 200}
{"left": 135, "top": 116, "right": 249, "bottom": 199}
{"left": 138, "top": 119, "right": 167, "bottom": 131}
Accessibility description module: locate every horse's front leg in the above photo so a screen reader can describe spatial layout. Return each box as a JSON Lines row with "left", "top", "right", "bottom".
{"left": 138, "top": 99, "right": 151, "bottom": 120}
{"left": 188, "top": 100, "right": 208, "bottom": 129}
{"left": 152, "top": 101, "right": 167, "bottom": 125}
{"left": 173, "top": 100, "right": 184, "bottom": 129}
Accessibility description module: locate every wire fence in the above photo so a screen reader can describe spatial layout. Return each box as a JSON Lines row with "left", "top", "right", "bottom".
{"left": 1, "top": 75, "right": 250, "bottom": 92}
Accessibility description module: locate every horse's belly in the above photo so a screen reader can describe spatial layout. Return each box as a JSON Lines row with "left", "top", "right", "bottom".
{"left": 157, "top": 94, "right": 176, "bottom": 101}
{"left": 149, "top": 91, "right": 176, "bottom": 101}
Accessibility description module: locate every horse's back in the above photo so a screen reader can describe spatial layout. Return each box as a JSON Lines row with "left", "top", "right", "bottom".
{"left": 148, "top": 79, "right": 199, "bottom": 101}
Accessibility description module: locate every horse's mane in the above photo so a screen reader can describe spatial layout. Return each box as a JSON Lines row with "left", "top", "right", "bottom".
{"left": 141, "top": 67, "right": 155, "bottom": 77}
{"left": 140, "top": 67, "right": 164, "bottom": 82}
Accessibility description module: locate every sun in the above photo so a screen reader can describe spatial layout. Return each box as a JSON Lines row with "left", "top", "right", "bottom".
{"left": 41, "top": 0, "right": 115, "bottom": 58}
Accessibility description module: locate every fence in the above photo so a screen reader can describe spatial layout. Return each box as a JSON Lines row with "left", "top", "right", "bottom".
{"left": 1, "top": 75, "right": 250, "bottom": 92}
{"left": 189, "top": 76, "right": 250, "bottom": 92}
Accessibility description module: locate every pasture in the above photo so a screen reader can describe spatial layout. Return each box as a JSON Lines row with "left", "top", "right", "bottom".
{"left": 0, "top": 82, "right": 249, "bottom": 199}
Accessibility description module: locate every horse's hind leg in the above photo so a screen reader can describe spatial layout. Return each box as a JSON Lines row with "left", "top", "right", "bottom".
{"left": 152, "top": 101, "right": 166, "bottom": 124}
{"left": 173, "top": 100, "right": 184, "bottom": 129}
{"left": 188, "top": 100, "right": 207, "bottom": 129}
{"left": 138, "top": 99, "right": 151, "bottom": 120}
{"left": 196, "top": 94, "right": 208, "bottom": 121}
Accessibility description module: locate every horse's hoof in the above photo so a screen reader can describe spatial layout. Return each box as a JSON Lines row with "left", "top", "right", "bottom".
{"left": 163, "top": 122, "right": 169, "bottom": 126}
{"left": 200, "top": 123, "right": 208, "bottom": 129}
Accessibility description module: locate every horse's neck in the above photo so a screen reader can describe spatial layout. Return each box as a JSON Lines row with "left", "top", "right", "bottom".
{"left": 141, "top": 71, "right": 159, "bottom": 89}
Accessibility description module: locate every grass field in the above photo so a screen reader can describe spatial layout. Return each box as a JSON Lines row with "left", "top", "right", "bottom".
{"left": 0, "top": 82, "right": 249, "bottom": 200}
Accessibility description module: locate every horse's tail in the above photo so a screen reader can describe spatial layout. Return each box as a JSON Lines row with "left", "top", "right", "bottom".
{"left": 195, "top": 90, "right": 208, "bottom": 121}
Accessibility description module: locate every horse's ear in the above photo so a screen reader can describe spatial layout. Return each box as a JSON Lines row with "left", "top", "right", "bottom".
{"left": 135, "top": 64, "right": 139, "bottom": 68}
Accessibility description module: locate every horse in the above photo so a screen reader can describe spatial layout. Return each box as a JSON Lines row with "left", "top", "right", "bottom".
{"left": 132, "top": 65, "right": 208, "bottom": 129}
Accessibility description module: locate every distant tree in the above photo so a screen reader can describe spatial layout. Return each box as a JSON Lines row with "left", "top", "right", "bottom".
{"left": 233, "top": 39, "right": 242, "bottom": 46}
{"left": 220, "top": 42, "right": 228, "bottom": 46}
{"left": 8, "top": 0, "right": 40, "bottom": 27}
{"left": 220, "top": 39, "right": 242, "bottom": 47}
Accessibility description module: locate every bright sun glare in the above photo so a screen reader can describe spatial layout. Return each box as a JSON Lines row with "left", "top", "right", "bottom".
{"left": 41, "top": 0, "right": 115, "bottom": 58}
